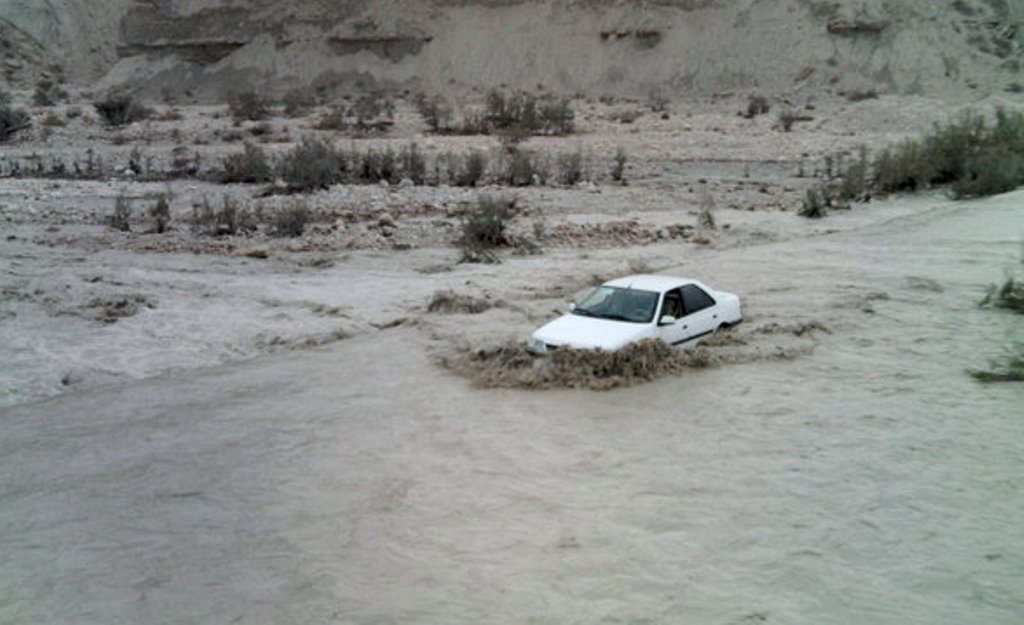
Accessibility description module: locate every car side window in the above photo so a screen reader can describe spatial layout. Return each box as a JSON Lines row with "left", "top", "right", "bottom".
{"left": 661, "top": 289, "right": 683, "bottom": 319}
{"left": 681, "top": 284, "right": 716, "bottom": 315}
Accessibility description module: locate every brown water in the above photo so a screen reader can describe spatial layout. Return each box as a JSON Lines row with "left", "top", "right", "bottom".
{"left": 1, "top": 193, "right": 1022, "bottom": 624}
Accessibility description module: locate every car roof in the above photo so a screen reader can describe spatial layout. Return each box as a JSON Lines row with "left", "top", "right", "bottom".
{"left": 602, "top": 274, "right": 698, "bottom": 292}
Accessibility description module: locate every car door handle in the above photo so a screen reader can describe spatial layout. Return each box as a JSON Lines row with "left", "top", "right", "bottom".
{"left": 713, "top": 314, "right": 718, "bottom": 318}
{"left": 682, "top": 325, "right": 688, "bottom": 330}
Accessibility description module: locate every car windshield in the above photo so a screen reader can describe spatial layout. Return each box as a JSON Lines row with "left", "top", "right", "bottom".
{"left": 573, "top": 286, "right": 660, "bottom": 324}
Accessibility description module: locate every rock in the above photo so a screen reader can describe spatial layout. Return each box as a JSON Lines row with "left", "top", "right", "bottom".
{"left": 377, "top": 212, "right": 396, "bottom": 228}
{"left": 398, "top": 177, "right": 415, "bottom": 189}
{"left": 239, "top": 247, "right": 269, "bottom": 259}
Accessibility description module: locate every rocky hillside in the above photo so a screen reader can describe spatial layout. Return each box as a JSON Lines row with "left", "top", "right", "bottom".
{"left": 1, "top": 0, "right": 1020, "bottom": 101}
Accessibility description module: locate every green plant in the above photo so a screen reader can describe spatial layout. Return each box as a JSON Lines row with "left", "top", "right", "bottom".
{"left": 279, "top": 137, "right": 346, "bottom": 191}
{"left": 94, "top": 93, "right": 151, "bottom": 127}
{"left": 222, "top": 142, "right": 274, "bottom": 184}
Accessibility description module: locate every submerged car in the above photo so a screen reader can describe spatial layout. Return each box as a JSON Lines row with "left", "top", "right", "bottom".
{"left": 529, "top": 274, "right": 742, "bottom": 353}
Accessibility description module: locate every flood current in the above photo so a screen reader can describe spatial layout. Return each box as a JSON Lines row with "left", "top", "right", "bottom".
{"left": 2, "top": 193, "right": 1022, "bottom": 624}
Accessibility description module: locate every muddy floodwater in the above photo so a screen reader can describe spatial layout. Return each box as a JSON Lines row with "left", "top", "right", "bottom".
{"left": 2, "top": 192, "right": 1022, "bottom": 624}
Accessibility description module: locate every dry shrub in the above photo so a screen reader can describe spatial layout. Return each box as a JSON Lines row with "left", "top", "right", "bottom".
{"left": 980, "top": 274, "right": 1024, "bottom": 313}
{"left": 107, "top": 194, "right": 132, "bottom": 232}
{"left": 227, "top": 90, "right": 271, "bottom": 122}
{"left": 222, "top": 142, "right": 274, "bottom": 183}
{"left": 273, "top": 202, "right": 311, "bottom": 237}
{"left": 458, "top": 195, "right": 517, "bottom": 262}
{"left": 969, "top": 354, "right": 1024, "bottom": 383}
{"left": 279, "top": 136, "right": 345, "bottom": 191}
{"left": 741, "top": 94, "right": 770, "bottom": 118}
{"left": 427, "top": 290, "right": 496, "bottom": 314}
{"left": 446, "top": 339, "right": 716, "bottom": 390}
{"left": 1, "top": 95, "right": 31, "bottom": 142}
{"left": 94, "top": 93, "right": 151, "bottom": 127}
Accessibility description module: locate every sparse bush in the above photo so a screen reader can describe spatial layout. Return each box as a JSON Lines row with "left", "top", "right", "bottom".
{"left": 279, "top": 137, "right": 345, "bottom": 191}
{"left": 400, "top": 143, "right": 426, "bottom": 184}
{"left": 415, "top": 93, "right": 452, "bottom": 132}
{"left": 459, "top": 195, "right": 517, "bottom": 263}
{"left": 698, "top": 186, "right": 716, "bottom": 230}
{"left": 778, "top": 108, "right": 798, "bottom": 132}
{"left": 0, "top": 90, "right": 29, "bottom": 140}
{"left": 837, "top": 146, "right": 869, "bottom": 202}
{"left": 32, "top": 80, "right": 67, "bottom": 106}
{"left": 742, "top": 94, "right": 770, "bottom": 118}
{"left": 538, "top": 98, "right": 575, "bottom": 135}
{"left": 227, "top": 90, "right": 271, "bottom": 122}
{"left": 150, "top": 195, "right": 171, "bottom": 233}
{"left": 477, "top": 90, "right": 574, "bottom": 136}
{"left": 969, "top": 353, "right": 1024, "bottom": 382}
{"left": 282, "top": 89, "right": 317, "bottom": 117}
{"left": 799, "top": 188, "right": 827, "bottom": 218}
{"left": 507, "top": 150, "right": 540, "bottom": 186}
{"left": 557, "top": 149, "right": 585, "bottom": 185}
{"left": 314, "top": 106, "right": 349, "bottom": 131}
{"left": 980, "top": 274, "right": 1024, "bottom": 313}
{"left": 94, "top": 93, "right": 151, "bottom": 127}
{"left": 351, "top": 93, "right": 394, "bottom": 122}
{"left": 356, "top": 147, "right": 398, "bottom": 184}
{"left": 190, "top": 196, "right": 253, "bottom": 236}
{"left": 458, "top": 151, "right": 488, "bottom": 187}
{"left": 804, "top": 108, "right": 1024, "bottom": 216}
{"left": 611, "top": 147, "right": 628, "bottom": 183}
{"left": 108, "top": 194, "right": 132, "bottom": 232}
{"left": 222, "top": 142, "right": 274, "bottom": 183}
{"left": 951, "top": 148, "right": 1023, "bottom": 198}
{"left": 273, "top": 202, "right": 312, "bottom": 237}
{"left": 0, "top": 95, "right": 30, "bottom": 142}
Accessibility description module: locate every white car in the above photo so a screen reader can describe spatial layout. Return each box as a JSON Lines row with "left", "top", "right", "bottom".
{"left": 529, "top": 274, "right": 742, "bottom": 353}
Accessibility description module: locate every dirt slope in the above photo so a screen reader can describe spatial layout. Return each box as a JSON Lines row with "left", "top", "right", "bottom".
{"left": 2, "top": 0, "right": 1020, "bottom": 100}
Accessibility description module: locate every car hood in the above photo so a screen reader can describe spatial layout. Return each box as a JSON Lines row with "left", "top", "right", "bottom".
{"left": 533, "top": 314, "right": 651, "bottom": 351}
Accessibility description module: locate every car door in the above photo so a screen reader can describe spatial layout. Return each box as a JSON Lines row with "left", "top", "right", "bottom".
{"left": 656, "top": 289, "right": 688, "bottom": 345}
{"left": 676, "top": 284, "right": 719, "bottom": 345}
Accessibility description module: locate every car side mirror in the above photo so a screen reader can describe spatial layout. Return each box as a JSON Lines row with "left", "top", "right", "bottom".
{"left": 568, "top": 302, "right": 576, "bottom": 312}
{"left": 658, "top": 314, "right": 676, "bottom": 326}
